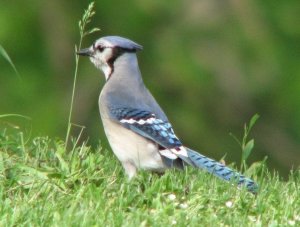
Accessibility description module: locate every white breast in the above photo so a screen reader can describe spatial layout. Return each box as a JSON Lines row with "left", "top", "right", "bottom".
{"left": 101, "top": 116, "right": 167, "bottom": 173}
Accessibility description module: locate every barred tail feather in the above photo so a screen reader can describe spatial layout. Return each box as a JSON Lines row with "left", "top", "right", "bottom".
{"left": 186, "top": 148, "right": 258, "bottom": 194}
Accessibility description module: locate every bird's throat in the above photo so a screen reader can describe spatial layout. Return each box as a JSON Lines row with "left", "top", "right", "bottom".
{"left": 102, "top": 64, "right": 113, "bottom": 81}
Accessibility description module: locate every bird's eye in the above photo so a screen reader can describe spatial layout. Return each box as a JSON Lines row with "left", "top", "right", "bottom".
{"left": 97, "top": 45, "right": 105, "bottom": 52}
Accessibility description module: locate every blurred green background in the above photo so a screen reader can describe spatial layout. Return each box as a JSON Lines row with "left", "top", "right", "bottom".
{"left": 1, "top": 0, "right": 299, "bottom": 176}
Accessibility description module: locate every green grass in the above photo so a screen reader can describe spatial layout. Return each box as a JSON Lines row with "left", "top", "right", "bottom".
{"left": 0, "top": 130, "right": 299, "bottom": 226}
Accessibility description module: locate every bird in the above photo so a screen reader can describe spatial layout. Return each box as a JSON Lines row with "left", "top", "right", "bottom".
{"left": 77, "top": 36, "right": 258, "bottom": 193}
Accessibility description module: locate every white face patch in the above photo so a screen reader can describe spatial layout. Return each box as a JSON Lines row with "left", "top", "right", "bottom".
{"left": 81, "top": 36, "right": 142, "bottom": 81}
{"left": 89, "top": 47, "right": 114, "bottom": 80}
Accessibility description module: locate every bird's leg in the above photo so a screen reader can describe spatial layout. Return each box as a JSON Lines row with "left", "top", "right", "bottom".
{"left": 122, "top": 161, "right": 137, "bottom": 180}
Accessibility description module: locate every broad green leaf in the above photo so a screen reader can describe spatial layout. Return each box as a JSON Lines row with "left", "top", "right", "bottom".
{"left": 249, "top": 114, "right": 259, "bottom": 131}
{"left": 16, "top": 164, "right": 49, "bottom": 180}
{"left": 243, "top": 139, "right": 254, "bottom": 161}
{"left": 56, "top": 145, "right": 70, "bottom": 174}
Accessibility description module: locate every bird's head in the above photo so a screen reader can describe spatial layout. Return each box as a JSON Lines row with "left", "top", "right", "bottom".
{"left": 77, "top": 36, "right": 143, "bottom": 80}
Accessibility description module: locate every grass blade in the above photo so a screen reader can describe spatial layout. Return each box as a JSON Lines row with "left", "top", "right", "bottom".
{"left": 0, "top": 44, "right": 21, "bottom": 79}
{"left": 0, "top": 114, "right": 31, "bottom": 120}
{"left": 64, "top": 1, "right": 100, "bottom": 150}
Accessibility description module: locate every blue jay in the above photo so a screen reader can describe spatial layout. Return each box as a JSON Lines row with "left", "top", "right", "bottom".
{"left": 77, "top": 36, "right": 258, "bottom": 193}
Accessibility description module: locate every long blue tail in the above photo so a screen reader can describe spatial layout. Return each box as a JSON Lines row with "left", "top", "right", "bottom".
{"left": 186, "top": 148, "right": 258, "bottom": 194}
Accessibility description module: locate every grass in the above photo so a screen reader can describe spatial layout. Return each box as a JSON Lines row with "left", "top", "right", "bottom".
{"left": 0, "top": 44, "right": 20, "bottom": 79}
{"left": 64, "top": 1, "right": 100, "bottom": 150}
{"left": 0, "top": 129, "right": 299, "bottom": 226}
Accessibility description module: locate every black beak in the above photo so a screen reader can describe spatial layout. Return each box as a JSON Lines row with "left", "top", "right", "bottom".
{"left": 76, "top": 48, "right": 93, "bottom": 57}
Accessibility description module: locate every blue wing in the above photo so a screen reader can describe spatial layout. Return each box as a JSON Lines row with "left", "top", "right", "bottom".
{"left": 109, "top": 107, "right": 258, "bottom": 193}
{"left": 110, "top": 107, "right": 182, "bottom": 149}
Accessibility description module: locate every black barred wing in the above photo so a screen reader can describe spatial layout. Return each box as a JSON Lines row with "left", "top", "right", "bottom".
{"left": 110, "top": 107, "right": 182, "bottom": 149}
{"left": 187, "top": 148, "right": 258, "bottom": 193}
{"left": 109, "top": 107, "right": 258, "bottom": 193}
